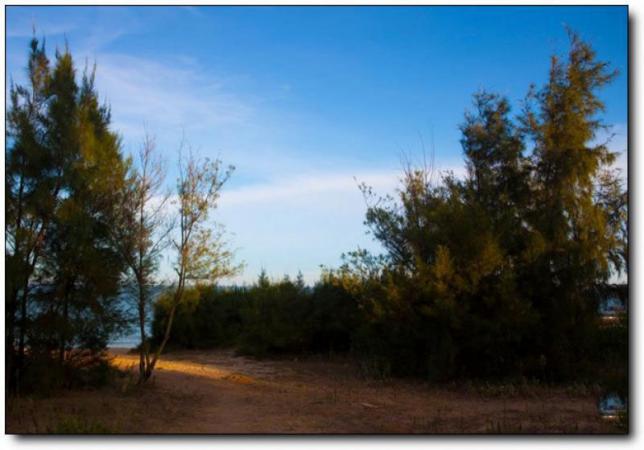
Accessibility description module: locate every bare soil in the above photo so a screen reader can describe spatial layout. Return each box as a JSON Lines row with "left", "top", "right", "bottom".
{"left": 6, "top": 348, "right": 621, "bottom": 434}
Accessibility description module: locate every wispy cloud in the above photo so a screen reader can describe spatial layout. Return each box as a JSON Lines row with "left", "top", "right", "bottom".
{"left": 219, "top": 162, "right": 467, "bottom": 207}
{"left": 6, "top": 17, "right": 77, "bottom": 38}
{"left": 220, "top": 170, "right": 399, "bottom": 207}
{"left": 6, "top": 8, "right": 243, "bottom": 146}
{"left": 214, "top": 165, "right": 465, "bottom": 285}
{"left": 216, "top": 171, "right": 394, "bottom": 285}
{"left": 6, "top": 7, "right": 134, "bottom": 49}
{"left": 93, "top": 53, "right": 255, "bottom": 142}
{"left": 152, "top": 170, "right": 398, "bottom": 285}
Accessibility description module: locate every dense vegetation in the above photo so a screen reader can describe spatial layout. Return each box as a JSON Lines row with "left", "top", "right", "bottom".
{"left": 6, "top": 39, "right": 131, "bottom": 393}
{"left": 152, "top": 272, "right": 358, "bottom": 357}
{"left": 153, "top": 32, "right": 627, "bottom": 386}
{"left": 5, "top": 38, "right": 237, "bottom": 392}
{"left": 6, "top": 31, "right": 627, "bottom": 404}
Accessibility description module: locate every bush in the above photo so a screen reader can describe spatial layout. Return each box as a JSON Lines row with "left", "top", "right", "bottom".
{"left": 16, "top": 349, "right": 118, "bottom": 397}
{"left": 151, "top": 275, "right": 358, "bottom": 358}
{"left": 152, "top": 286, "right": 244, "bottom": 349}
{"left": 152, "top": 264, "right": 628, "bottom": 388}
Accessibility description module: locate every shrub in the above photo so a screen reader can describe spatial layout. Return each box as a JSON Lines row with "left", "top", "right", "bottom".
{"left": 152, "top": 275, "right": 358, "bottom": 358}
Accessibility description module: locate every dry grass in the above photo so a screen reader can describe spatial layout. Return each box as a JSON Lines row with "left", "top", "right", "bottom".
{"left": 6, "top": 349, "right": 623, "bottom": 434}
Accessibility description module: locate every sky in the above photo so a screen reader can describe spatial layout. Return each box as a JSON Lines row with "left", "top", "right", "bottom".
{"left": 5, "top": 5, "right": 628, "bottom": 285}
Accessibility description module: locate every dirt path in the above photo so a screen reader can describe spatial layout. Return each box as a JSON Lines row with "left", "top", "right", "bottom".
{"left": 105, "top": 349, "right": 616, "bottom": 434}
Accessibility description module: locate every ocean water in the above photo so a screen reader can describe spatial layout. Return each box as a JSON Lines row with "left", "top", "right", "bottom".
{"left": 109, "top": 313, "right": 154, "bottom": 349}
{"left": 108, "top": 285, "right": 165, "bottom": 349}
{"left": 110, "top": 330, "right": 143, "bottom": 349}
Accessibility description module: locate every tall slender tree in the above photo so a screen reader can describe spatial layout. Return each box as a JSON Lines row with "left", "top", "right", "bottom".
{"left": 5, "top": 37, "right": 55, "bottom": 390}
{"left": 521, "top": 30, "right": 623, "bottom": 378}
{"left": 113, "top": 134, "right": 173, "bottom": 383}
{"left": 141, "top": 150, "right": 241, "bottom": 382}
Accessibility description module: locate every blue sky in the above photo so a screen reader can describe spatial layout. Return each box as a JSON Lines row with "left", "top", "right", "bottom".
{"left": 5, "top": 6, "right": 628, "bottom": 284}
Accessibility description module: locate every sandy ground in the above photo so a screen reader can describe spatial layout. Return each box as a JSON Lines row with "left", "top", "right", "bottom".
{"left": 6, "top": 348, "right": 620, "bottom": 434}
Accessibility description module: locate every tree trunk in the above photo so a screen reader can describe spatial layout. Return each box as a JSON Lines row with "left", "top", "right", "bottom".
{"left": 6, "top": 287, "right": 18, "bottom": 392}
{"left": 16, "top": 283, "right": 30, "bottom": 393}
{"left": 137, "top": 282, "right": 147, "bottom": 384}
{"left": 59, "top": 293, "right": 70, "bottom": 366}
{"left": 143, "top": 295, "right": 180, "bottom": 382}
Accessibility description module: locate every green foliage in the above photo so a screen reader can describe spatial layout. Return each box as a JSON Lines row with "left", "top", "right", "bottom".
{"left": 346, "top": 31, "right": 627, "bottom": 382}
{"left": 6, "top": 37, "right": 130, "bottom": 392}
{"left": 236, "top": 277, "right": 309, "bottom": 356}
{"left": 519, "top": 32, "right": 624, "bottom": 381}
{"left": 6, "top": 30, "right": 626, "bottom": 404}
{"left": 153, "top": 31, "right": 628, "bottom": 389}
{"left": 142, "top": 151, "right": 240, "bottom": 383}
{"left": 152, "top": 273, "right": 359, "bottom": 357}
{"left": 17, "top": 351, "right": 118, "bottom": 397}
{"left": 152, "top": 285, "right": 242, "bottom": 349}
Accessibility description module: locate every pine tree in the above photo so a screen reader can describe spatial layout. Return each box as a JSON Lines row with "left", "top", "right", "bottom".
{"left": 521, "top": 31, "right": 622, "bottom": 378}
{"left": 5, "top": 37, "right": 55, "bottom": 390}
{"left": 40, "top": 49, "right": 130, "bottom": 364}
{"left": 6, "top": 38, "right": 131, "bottom": 390}
{"left": 356, "top": 31, "right": 625, "bottom": 380}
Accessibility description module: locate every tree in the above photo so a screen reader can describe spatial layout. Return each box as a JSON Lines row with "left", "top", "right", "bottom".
{"left": 521, "top": 30, "right": 623, "bottom": 378}
{"left": 113, "top": 134, "right": 173, "bottom": 383}
{"left": 141, "top": 150, "right": 241, "bottom": 382}
{"left": 460, "top": 91, "right": 530, "bottom": 237}
{"left": 295, "top": 270, "right": 306, "bottom": 292}
{"left": 6, "top": 38, "right": 131, "bottom": 391}
{"left": 5, "top": 37, "right": 55, "bottom": 391}
{"left": 595, "top": 168, "right": 627, "bottom": 275}
{"left": 351, "top": 31, "right": 625, "bottom": 380}
{"left": 39, "top": 51, "right": 130, "bottom": 366}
